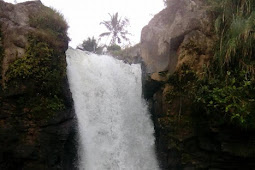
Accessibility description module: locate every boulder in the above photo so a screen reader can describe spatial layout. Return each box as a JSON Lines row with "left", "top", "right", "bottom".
{"left": 140, "top": 0, "right": 211, "bottom": 73}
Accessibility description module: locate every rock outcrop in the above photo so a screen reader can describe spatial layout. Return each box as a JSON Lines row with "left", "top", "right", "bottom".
{"left": 109, "top": 43, "right": 142, "bottom": 64}
{"left": 0, "top": 1, "right": 77, "bottom": 169}
{"left": 140, "top": 0, "right": 214, "bottom": 73}
{"left": 141, "top": 0, "right": 255, "bottom": 169}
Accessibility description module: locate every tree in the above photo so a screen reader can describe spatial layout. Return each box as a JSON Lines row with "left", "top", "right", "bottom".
{"left": 81, "top": 37, "right": 98, "bottom": 52}
{"left": 99, "top": 12, "right": 130, "bottom": 45}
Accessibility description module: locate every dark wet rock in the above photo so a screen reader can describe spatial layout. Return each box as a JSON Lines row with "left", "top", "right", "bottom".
{"left": 0, "top": 1, "right": 77, "bottom": 169}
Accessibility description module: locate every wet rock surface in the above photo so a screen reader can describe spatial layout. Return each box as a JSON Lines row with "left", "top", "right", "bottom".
{"left": 141, "top": 0, "right": 255, "bottom": 169}
{"left": 0, "top": 1, "right": 77, "bottom": 169}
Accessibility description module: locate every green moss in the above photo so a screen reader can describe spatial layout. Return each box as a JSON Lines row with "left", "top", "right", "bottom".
{"left": 16, "top": 95, "right": 65, "bottom": 119}
{"left": 3, "top": 5, "right": 70, "bottom": 118}
{"left": 165, "top": 65, "right": 197, "bottom": 105}
{"left": 6, "top": 34, "right": 66, "bottom": 116}
{"left": 180, "top": 40, "right": 204, "bottom": 60}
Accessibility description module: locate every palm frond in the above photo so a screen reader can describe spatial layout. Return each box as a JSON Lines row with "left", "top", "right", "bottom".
{"left": 100, "top": 21, "right": 112, "bottom": 31}
{"left": 99, "top": 32, "right": 111, "bottom": 37}
{"left": 100, "top": 12, "right": 130, "bottom": 45}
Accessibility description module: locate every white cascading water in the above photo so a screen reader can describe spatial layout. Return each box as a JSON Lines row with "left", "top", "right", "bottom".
{"left": 66, "top": 48, "right": 159, "bottom": 170}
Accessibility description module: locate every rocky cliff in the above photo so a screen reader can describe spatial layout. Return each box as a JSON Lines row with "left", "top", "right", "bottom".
{"left": 141, "top": 0, "right": 216, "bottom": 75}
{"left": 141, "top": 0, "right": 255, "bottom": 169}
{"left": 0, "top": 1, "right": 77, "bottom": 169}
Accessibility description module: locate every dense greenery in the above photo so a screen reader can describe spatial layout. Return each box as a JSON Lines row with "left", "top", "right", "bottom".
{"left": 81, "top": 37, "right": 98, "bottom": 52}
{"left": 165, "top": 0, "right": 255, "bottom": 128}
{"left": 4, "top": 6, "right": 69, "bottom": 117}
{"left": 6, "top": 35, "right": 64, "bottom": 93}
{"left": 5, "top": 35, "right": 65, "bottom": 116}
{"left": 107, "top": 44, "right": 121, "bottom": 51}
{"left": 29, "top": 6, "right": 69, "bottom": 49}
{"left": 197, "top": 70, "right": 255, "bottom": 127}
{"left": 79, "top": 37, "right": 124, "bottom": 55}
{"left": 209, "top": 0, "right": 255, "bottom": 75}
{"left": 166, "top": 68, "right": 255, "bottom": 129}
{"left": 99, "top": 12, "right": 130, "bottom": 45}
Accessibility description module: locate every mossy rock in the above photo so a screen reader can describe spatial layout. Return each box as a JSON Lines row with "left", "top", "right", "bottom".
{"left": 5, "top": 33, "right": 66, "bottom": 118}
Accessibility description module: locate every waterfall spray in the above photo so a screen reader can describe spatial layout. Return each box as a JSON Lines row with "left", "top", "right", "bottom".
{"left": 66, "top": 48, "right": 159, "bottom": 170}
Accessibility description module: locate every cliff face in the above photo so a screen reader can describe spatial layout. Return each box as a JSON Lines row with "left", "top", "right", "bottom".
{"left": 141, "top": 0, "right": 255, "bottom": 169}
{"left": 140, "top": 0, "right": 213, "bottom": 74}
{"left": 0, "top": 1, "right": 77, "bottom": 169}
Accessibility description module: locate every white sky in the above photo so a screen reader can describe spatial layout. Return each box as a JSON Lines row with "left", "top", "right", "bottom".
{"left": 3, "top": 0, "right": 164, "bottom": 48}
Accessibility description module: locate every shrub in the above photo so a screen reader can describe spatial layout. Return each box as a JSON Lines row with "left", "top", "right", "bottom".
{"left": 107, "top": 44, "right": 121, "bottom": 51}
{"left": 5, "top": 34, "right": 66, "bottom": 115}
{"left": 166, "top": 66, "right": 255, "bottom": 129}
{"left": 81, "top": 37, "right": 98, "bottom": 52}
{"left": 208, "top": 0, "right": 255, "bottom": 76}
{"left": 29, "top": 6, "right": 69, "bottom": 49}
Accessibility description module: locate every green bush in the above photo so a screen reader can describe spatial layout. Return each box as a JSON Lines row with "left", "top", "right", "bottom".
{"left": 164, "top": 0, "right": 255, "bottom": 128}
{"left": 6, "top": 34, "right": 66, "bottom": 115}
{"left": 81, "top": 37, "right": 98, "bottom": 52}
{"left": 107, "top": 44, "right": 121, "bottom": 51}
{"left": 196, "top": 70, "right": 255, "bottom": 128}
{"left": 166, "top": 66, "right": 255, "bottom": 129}
{"left": 208, "top": 0, "right": 255, "bottom": 75}
{"left": 29, "top": 6, "right": 69, "bottom": 49}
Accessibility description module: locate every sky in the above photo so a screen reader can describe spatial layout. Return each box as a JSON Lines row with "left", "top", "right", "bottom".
{"left": 3, "top": 0, "right": 164, "bottom": 48}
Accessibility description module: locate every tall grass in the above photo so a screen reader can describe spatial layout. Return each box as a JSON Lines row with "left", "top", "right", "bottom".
{"left": 29, "top": 6, "right": 69, "bottom": 49}
{"left": 209, "top": 0, "right": 255, "bottom": 75}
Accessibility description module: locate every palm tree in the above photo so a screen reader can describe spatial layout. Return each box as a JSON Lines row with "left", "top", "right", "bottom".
{"left": 99, "top": 12, "right": 130, "bottom": 45}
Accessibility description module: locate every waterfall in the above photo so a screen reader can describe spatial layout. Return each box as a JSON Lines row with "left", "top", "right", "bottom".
{"left": 66, "top": 48, "right": 159, "bottom": 170}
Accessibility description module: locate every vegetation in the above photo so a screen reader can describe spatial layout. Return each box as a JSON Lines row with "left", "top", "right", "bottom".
{"left": 197, "top": 70, "right": 255, "bottom": 127}
{"left": 81, "top": 37, "right": 98, "bottom": 52}
{"left": 164, "top": 0, "right": 255, "bottom": 129}
{"left": 4, "top": 6, "right": 69, "bottom": 117}
{"left": 208, "top": 0, "right": 255, "bottom": 75}
{"left": 107, "top": 44, "right": 121, "bottom": 51}
{"left": 29, "top": 5, "right": 69, "bottom": 49}
{"left": 6, "top": 35, "right": 66, "bottom": 116}
{"left": 99, "top": 12, "right": 130, "bottom": 45}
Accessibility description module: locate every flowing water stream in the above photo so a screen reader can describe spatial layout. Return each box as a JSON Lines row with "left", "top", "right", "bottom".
{"left": 66, "top": 48, "right": 159, "bottom": 170}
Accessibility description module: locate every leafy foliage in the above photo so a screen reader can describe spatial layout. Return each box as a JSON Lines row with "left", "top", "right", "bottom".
{"left": 81, "top": 37, "right": 98, "bottom": 52}
{"left": 197, "top": 70, "right": 255, "bottom": 127}
{"left": 164, "top": 0, "right": 255, "bottom": 128}
{"left": 107, "top": 44, "right": 121, "bottom": 51}
{"left": 166, "top": 65, "right": 197, "bottom": 103}
{"left": 208, "top": 0, "right": 255, "bottom": 75}
{"left": 7, "top": 35, "right": 63, "bottom": 92}
{"left": 29, "top": 6, "right": 69, "bottom": 49}
{"left": 166, "top": 67, "right": 255, "bottom": 129}
{"left": 99, "top": 12, "right": 130, "bottom": 45}
{"left": 6, "top": 34, "right": 66, "bottom": 115}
